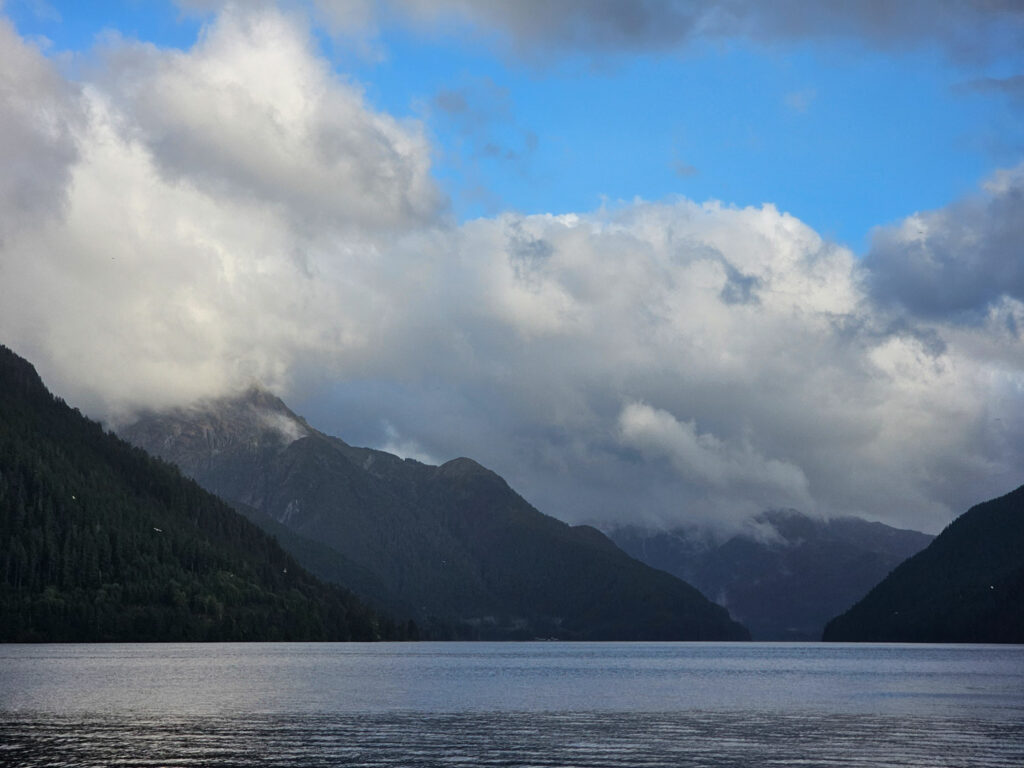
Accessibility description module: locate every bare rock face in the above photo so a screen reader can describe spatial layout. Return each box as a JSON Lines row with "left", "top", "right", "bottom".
{"left": 121, "top": 387, "right": 310, "bottom": 502}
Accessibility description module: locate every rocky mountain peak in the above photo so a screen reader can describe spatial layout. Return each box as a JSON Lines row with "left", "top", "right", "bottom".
{"left": 235, "top": 384, "right": 293, "bottom": 413}
{"left": 119, "top": 385, "right": 312, "bottom": 479}
{"left": 120, "top": 386, "right": 750, "bottom": 640}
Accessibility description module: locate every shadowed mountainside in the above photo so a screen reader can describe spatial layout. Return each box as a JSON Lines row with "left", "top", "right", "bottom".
{"left": 823, "top": 484, "right": 1024, "bottom": 643}
{"left": 0, "top": 344, "right": 393, "bottom": 642}
{"left": 607, "top": 512, "right": 933, "bottom": 640}
{"left": 122, "top": 388, "right": 749, "bottom": 640}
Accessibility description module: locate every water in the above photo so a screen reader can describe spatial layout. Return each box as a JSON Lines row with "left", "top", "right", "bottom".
{"left": 2, "top": 642, "right": 1022, "bottom": 766}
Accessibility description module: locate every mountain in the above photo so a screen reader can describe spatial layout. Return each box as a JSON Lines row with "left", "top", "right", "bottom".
{"left": 607, "top": 510, "right": 933, "bottom": 640}
{"left": 0, "top": 344, "right": 394, "bottom": 642}
{"left": 121, "top": 388, "right": 749, "bottom": 640}
{"left": 823, "top": 485, "right": 1024, "bottom": 643}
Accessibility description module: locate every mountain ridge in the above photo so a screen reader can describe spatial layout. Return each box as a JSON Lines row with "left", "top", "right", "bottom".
{"left": 0, "top": 345, "right": 393, "bottom": 642}
{"left": 823, "top": 483, "right": 1024, "bottom": 643}
{"left": 607, "top": 510, "right": 933, "bottom": 640}
{"left": 122, "top": 388, "right": 750, "bottom": 640}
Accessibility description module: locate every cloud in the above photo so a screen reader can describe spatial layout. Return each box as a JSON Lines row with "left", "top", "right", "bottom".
{"left": 100, "top": 4, "right": 442, "bottom": 235}
{"left": 379, "top": 421, "right": 439, "bottom": 465}
{"left": 0, "top": 5, "right": 443, "bottom": 416}
{"left": 312, "top": 0, "right": 1024, "bottom": 64}
{"left": 433, "top": 87, "right": 469, "bottom": 115}
{"left": 671, "top": 159, "right": 699, "bottom": 178}
{"left": 618, "top": 402, "right": 811, "bottom": 507}
{"left": 711, "top": 0, "right": 1024, "bottom": 63}
{"left": 0, "top": 16, "right": 83, "bottom": 242}
{"left": 864, "top": 163, "right": 1024, "bottom": 321}
{"left": 429, "top": 77, "right": 512, "bottom": 142}
{"left": 426, "top": 75, "right": 537, "bottom": 213}
{"left": 2, "top": 5, "right": 1022, "bottom": 536}
{"left": 299, "top": 198, "right": 1019, "bottom": 534}
{"left": 20, "top": 1, "right": 62, "bottom": 23}
{"left": 961, "top": 74, "right": 1024, "bottom": 101}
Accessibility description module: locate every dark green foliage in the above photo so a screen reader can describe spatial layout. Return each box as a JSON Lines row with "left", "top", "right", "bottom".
{"left": 823, "top": 484, "right": 1024, "bottom": 643}
{"left": 125, "top": 391, "right": 750, "bottom": 641}
{"left": 0, "top": 344, "right": 387, "bottom": 642}
{"left": 413, "top": 459, "right": 748, "bottom": 640}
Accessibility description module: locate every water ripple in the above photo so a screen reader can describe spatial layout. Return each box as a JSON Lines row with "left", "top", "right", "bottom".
{"left": 3, "top": 711, "right": 1023, "bottom": 768}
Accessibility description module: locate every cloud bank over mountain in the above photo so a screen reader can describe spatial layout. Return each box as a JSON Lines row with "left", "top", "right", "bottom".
{"left": 865, "top": 165, "right": 1024, "bottom": 321}
{"left": 1, "top": 7, "right": 442, "bottom": 412}
{"left": 1, "top": 3, "right": 1022, "bottom": 533}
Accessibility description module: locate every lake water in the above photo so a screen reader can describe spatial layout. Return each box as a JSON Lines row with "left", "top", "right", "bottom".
{"left": 2, "top": 642, "right": 1022, "bottom": 767}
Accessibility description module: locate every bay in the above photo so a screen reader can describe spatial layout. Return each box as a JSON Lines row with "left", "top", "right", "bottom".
{"left": 2, "top": 642, "right": 1022, "bottom": 767}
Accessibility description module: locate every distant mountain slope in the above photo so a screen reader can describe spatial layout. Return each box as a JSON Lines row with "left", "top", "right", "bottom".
{"left": 0, "top": 344, "right": 391, "bottom": 642}
{"left": 823, "top": 485, "right": 1024, "bottom": 643}
{"left": 608, "top": 511, "right": 933, "bottom": 640}
{"left": 122, "top": 389, "right": 750, "bottom": 640}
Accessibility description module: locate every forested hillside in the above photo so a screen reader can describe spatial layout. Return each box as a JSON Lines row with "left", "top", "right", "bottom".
{"left": 124, "top": 388, "right": 750, "bottom": 641}
{"left": 0, "top": 344, "right": 397, "bottom": 641}
{"left": 609, "top": 511, "right": 932, "bottom": 640}
{"left": 823, "top": 484, "right": 1024, "bottom": 643}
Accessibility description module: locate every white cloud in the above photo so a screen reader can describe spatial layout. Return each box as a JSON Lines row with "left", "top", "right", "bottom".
{"left": 0, "top": 5, "right": 443, "bottom": 418}
{"left": 864, "top": 162, "right": 1024, "bottom": 319}
{"left": 259, "top": 407, "right": 309, "bottom": 444}
{"left": 297, "top": 196, "right": 1019, "bottom": 533}
{"left": 0, "top": 16, "right": 82, "bottom": 241}
{"left": 379, "top": 421, "right": 438, "bottom": 465}
{"left": 100, "top": 5, "right": 442, "bottom": 234}
{"left": 619, "top": 402, "right": 811, "bottom": 506}
{"left": 1, "top": 5, "right": 1022, "bottom": 536}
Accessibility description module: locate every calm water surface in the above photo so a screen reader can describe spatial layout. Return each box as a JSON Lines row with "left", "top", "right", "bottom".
{"left": 1, "top": 642, "right": 1022, "bottom": 766}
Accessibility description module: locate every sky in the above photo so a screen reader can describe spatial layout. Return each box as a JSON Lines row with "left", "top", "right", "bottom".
{"left": 1, "top": 0, "right": 1023, "bottom": 534}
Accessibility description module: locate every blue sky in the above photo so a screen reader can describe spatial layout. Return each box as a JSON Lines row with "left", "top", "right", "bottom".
{"left": 2, "top": 1, "right": 1023, "bottom": 533}
{"left": 6, "top": 0, "right": 1020, "bottom": 250}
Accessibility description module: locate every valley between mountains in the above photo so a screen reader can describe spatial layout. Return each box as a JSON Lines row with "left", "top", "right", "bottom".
{"left": 3, "top": 343, "right": 1022, "bottom": 643}
{"left": 120, "top": 386, "right": 748, "bottom": 640}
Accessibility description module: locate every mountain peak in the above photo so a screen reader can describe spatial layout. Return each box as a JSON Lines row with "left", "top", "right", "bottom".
{"left": 0, "top": 344, "right": 46, "bottom": 397}
{"left": 824, "top": 483, "right": 1024, "bottom": 643}
{"left": 188, "top": 385, "right": 308, "bottom": 435}
{"left": 439, "top": 456, "right": 489, "bottom": 476}
{"left": 235, "top": 383, "right": 292, "bottom": 412}
{"left": 118, "top": 385, "right": 313, "bottom": 486}
{"left": 0, "top": 343, "right": 387, "bottom": 641}
{"left": 437, "top": 457, "right": 510, "bottom": 492}
{"left": 122, "top": 392, "right": 749, "bottom": 640}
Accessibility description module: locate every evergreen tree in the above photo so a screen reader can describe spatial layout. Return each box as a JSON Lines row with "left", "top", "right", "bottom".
{"left": 0, "top": 343, "right": 394, "bottom": 642}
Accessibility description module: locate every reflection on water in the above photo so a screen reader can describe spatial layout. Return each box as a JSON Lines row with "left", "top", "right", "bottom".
{"left": 4, "top": 710, "right": 1023, "bottom": 767}
{"left": 2, "top": 642, "right": 1023, "bottom": 767}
